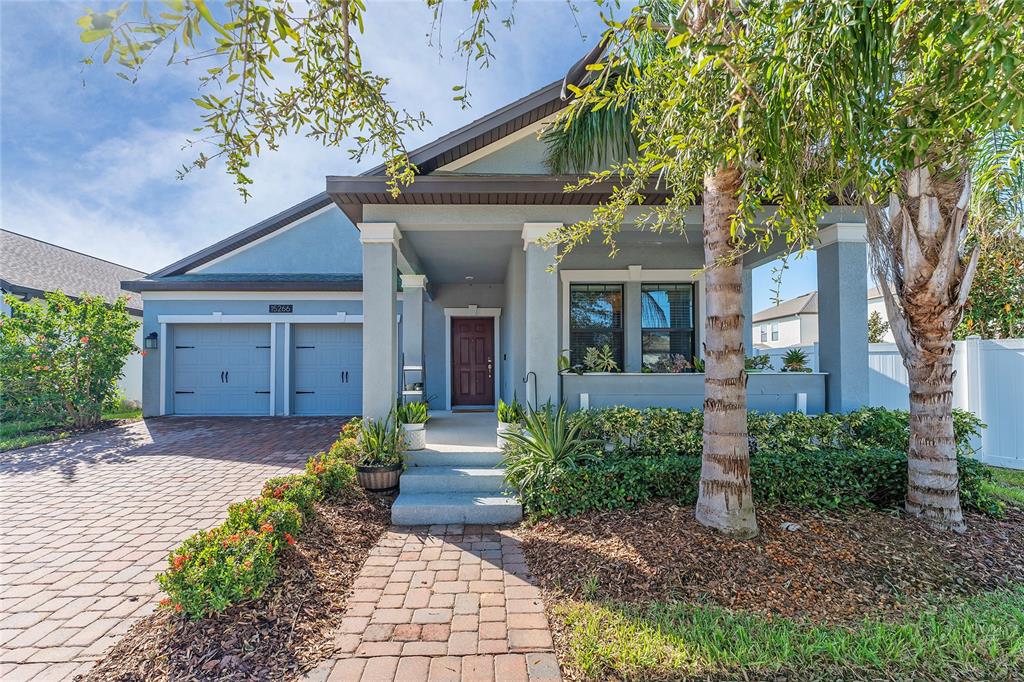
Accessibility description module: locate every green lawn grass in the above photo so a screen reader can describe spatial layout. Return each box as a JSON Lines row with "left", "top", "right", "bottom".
{"left": 0, "top": 407, "right": 143, "bottom": 452}
{"left": 555, "top": 588, "right": 1024, "bottom": 680}
{"left": 984, "top": 466, "right": 1024, "bottom": 508}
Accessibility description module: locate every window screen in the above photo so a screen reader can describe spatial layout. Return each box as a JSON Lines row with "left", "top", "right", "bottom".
{"left": 641, "top": 283, "right": 695, "bottom": 367}
{"left": 569, "top": 284, "right": 624, "bottom": 368}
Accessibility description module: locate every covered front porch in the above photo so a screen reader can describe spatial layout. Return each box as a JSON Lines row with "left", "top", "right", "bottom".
{"left": 330, "top": 176, "right": 871, "bottom": 420}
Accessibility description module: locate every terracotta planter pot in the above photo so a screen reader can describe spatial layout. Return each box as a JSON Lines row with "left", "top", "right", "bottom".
{"left": 402, "top": 423, "right": 426, "bottom": 451}
{"left": 356, "top": 463, "right": 401, "bottom": 492}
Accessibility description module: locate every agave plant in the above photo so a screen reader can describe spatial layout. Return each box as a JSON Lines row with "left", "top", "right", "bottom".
{"left": 500, "top": 403, "right": 602, "bottom": 493}
{"left": 497, "top": 397, "right": 525, "bottom": 425}
{"left": 396, "top": 401, "right": 429, "bottom": 424}
{"left": 358, "top": 413, "right": 404, "bottom": 467}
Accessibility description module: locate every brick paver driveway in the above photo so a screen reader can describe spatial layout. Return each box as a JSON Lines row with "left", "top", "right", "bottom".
{"left": 0, "top": 416, "right": 346, "bottom": 681}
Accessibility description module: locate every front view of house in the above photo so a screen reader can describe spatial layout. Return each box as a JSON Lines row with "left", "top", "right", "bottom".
{"left": 125, "top": 80, "right": 872, "bottom": 428}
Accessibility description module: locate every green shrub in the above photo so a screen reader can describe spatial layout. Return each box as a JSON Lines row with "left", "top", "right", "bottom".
{"left": 573, "top": 406, "right": 984, "bottom": 459}
{"left": 157, "top": 525, "right": 278, "bottom": 619}
{"left": 518, "top": 448, "right": 999, "bottom": 521}
{"left": 305, "top": 449, "right": 358, "bottom": 498}
{"left": 224, "top": 497, "right": 303, "bottom": 545}
{"left": 261, "top": 474, "right": 322, "bottom": 515}
{"left": 501, "top": 403, "right": 602, "bottom": 493}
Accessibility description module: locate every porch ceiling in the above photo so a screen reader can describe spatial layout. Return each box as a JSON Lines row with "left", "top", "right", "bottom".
{"left": 402, "top": 229, "right": 521, "bottom": 284}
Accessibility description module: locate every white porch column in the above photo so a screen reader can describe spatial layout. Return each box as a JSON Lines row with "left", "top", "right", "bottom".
{"left": 359, "top": 223, "right": 400, "bottom": 419}
{"left": 400, "top": 274, "right": 426, "bottom": 397}
{"left": 522, "top": 223, "right": 561, "bottom": 408}
{"left": 816, "top": 223, "right": 869, "bottom": 411}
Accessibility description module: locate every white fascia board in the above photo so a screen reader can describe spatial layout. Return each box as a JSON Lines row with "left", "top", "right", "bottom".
{"left": 187, "top": 203, "right": 337, "bottom": 274}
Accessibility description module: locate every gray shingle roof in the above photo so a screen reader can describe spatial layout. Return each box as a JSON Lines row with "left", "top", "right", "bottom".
{"left": 0, "top": 230, "right": 145, "bottom": 314}
{"left": 122, "top": 273, "right": 362, "bottom": 292}
{"left": 752, "top": 292, "right": 818, "bottom": 323}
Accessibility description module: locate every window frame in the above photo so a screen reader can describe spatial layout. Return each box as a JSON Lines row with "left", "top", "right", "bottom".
{"left": 640, "top": 282, "right": 696, "bottom": 367}
{"left": 567, "top": 283, "right": 625, "bottom": 369}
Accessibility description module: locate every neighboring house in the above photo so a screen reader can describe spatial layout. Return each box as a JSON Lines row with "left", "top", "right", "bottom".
{"left": 0, "top": 229, "right": 146, "bottom": 404}
{"left": 753, "top": 288, "right": 894, "bottom": 348}
{"left": 752, "top": 292, "right": 819, "bottom": 349}
{"left": 124, "top": 80, "right": 875, "bottom": 522}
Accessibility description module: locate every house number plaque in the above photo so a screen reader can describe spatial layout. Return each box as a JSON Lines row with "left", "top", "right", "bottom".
{"left": 269, "top": 304, "right": 293, "bottom": 314}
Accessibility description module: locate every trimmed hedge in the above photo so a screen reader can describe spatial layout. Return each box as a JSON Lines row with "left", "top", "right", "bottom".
{"left": 158, "top": 424, "right": 361, "bottom": 619}
{"left": 511, "top": 407, "right": 997, "bottom": 520}
{"left": 571, "top": 406, "right": 985, "bottom": 459}
{"left": 519, "top": 449, "right": 998, "bottom": 520}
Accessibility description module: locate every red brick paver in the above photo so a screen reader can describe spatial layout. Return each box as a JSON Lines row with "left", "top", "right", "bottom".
{"left": 310, "top": 525, "right": 560, "bottom": 682}
{"left": 0, "top": 417, "right": 346, "bottom": 680}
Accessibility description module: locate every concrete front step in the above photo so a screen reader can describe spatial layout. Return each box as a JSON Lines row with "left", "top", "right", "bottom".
{"left": 391, "top": 492, "right": 523, "bottom": 525}
{"left": 404, "top": 449, "right": 503, "bottom": 467}
{"left": 400, "top": 466, "right": 508, "bottom": 494}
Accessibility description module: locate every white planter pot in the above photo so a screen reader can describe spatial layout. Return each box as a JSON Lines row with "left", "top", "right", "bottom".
{"left": 496, "top": 421, "right": 514, "bottom": 448}
{"left": 402, "top": 422, "right": 426, "bottom": 451}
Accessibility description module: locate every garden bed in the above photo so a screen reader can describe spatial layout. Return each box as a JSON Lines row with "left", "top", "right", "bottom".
{"left": 81, "top": 495, "right": 390, "bottom": 681}
{"left": 522, "top": 502, "right": 1024, "bottom": 623}
{"left": 0, "top": 414, "right": 142, "bottom": 452}
{"left": 522, "top": 503, "right": 1024, "bottom": 680}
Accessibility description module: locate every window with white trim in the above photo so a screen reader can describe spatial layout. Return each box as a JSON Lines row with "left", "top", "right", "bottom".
{"left": 569, "top": 284, "right": 624, "bottom": 368}
{"left": 771, "top": 322, "right": 779, "bottom": 341}
{"left": 640, "top": 283, "right": 695, "bottom": 366}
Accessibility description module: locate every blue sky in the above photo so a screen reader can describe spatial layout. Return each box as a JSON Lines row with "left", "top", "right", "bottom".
{"left": 0, "top": 0, "right": 817, "bottom": 311}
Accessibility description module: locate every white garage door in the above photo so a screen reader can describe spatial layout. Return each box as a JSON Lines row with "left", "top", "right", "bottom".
{"left": 292, "top": 324, "right": 361, "bottom": 416}
{"left": 173, "top": 324, "right": 272, "bottom": 415}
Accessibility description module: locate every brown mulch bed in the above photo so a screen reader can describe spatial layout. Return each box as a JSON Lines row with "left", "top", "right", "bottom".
{"left": 521, "top": 502, "right": 1024, "bottom": 624}
{"left": 81, "top": 495, "right": 391, "bottom": 681}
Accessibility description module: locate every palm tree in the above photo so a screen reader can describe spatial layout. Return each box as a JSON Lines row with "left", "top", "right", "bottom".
{"left": 541, "top": 1, "right": 840, "bottom": 538}
{"left": 833, "top": 0, "right": 1024, "bottom": 531}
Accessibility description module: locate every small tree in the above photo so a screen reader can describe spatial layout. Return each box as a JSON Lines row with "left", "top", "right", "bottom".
{"left": 0, "top": 292, "right": 139, "bottom": 427}
{"left": 867, "top": 310, "right": 890, "bottom": 344}
{"left": 956, "top": 229, "right": 1024, "bottom": 339}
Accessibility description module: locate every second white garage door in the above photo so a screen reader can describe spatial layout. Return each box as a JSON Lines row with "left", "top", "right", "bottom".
{"left": 292, "top": 324, "right": 362, "bottom": 416}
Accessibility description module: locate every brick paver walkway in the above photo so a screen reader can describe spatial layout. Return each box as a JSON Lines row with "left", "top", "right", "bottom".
{"left": 306, "top": 524, "right": 560, "bottom": 682}
{"left": 0, "top": 417, "right": 346, "bottom": 681}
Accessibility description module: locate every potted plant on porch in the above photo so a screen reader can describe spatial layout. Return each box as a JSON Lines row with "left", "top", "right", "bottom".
{"left": 497, "top": 396, "right": 525, "bottom": 447}
{"left": 355, "top": 412, "right": 405, "bottom": 492}
{"left": 397, "top": 401, "right": 429, "bottom": 450}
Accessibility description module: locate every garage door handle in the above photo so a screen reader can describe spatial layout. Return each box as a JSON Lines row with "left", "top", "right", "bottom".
{"left": 225, "top": 371, "right": 229, "bottom": 383}
{"left": 175, "top": 390, "right": 194, "bottom": 394}
{"left": 219, "top": 371, "right": 225, "bottom": 383}
{"left": 296, "top": 391, "right": 315, "bottom": 394}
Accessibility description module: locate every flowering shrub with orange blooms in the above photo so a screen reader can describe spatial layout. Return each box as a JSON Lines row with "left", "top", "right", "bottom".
{"left": 0, "top": 291, "right": 138, "bottom": 426}
{"left": 261, "top": 473, "right": 321, "bottom": 515}
{"left": 224, "top": 497, "right": 302, "bottom": 547}
{"left": 305, "top": 447, "right": 357, "bottom": 498}
{"left": 157, "top": 525, "right": 277, "bottom": 619}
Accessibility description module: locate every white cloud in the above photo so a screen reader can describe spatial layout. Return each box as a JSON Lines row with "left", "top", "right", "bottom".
{"left": 1, "top": 0, "right": 609, "bottom": 273}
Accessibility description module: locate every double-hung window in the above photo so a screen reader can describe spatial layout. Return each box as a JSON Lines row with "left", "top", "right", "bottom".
{"left": 568, "top": 284, "right": 624, "bottom": 368}
{"left": 771, "top": 323, "right": 779, "bottom": 341}
{"left": 641, "top": 283, "right": 695, "bottom": 366}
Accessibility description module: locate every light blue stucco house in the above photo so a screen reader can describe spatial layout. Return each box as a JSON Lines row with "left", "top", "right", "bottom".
{"left": 124, "top": 80, "right": 872, "bottom": 523}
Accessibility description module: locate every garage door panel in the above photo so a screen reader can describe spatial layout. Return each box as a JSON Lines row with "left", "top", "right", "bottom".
{"left": 292, "top": 324, "right": 361, "bottom": 416}
{"left": 173, "top": 324, "right": 271, "bottom": 415}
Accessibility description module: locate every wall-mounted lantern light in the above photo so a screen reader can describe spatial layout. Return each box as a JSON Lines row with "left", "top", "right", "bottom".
{"left": 144, "top": 331, "right": 159, "bottom": 350}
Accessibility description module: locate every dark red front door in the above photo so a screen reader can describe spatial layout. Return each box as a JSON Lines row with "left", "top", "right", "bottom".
{"left": 451, "top": 318, "right": 494, "bottom": 406}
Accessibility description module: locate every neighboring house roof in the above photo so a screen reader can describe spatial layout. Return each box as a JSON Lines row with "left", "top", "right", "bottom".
{"left": 867, "top": 286, "right": 882, "bottom": 301}
{"left": 0, "top": 229, "right": 145, "bottom": 314}
{"left": 752, "top": 292, "right": 818, "bottom": 323}
{"left": 122, "top": 273, "right": 362, "bottom": 293}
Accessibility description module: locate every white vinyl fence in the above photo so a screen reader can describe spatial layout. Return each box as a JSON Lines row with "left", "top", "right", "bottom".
{"left": 756, "top": 338, "right": 1024, "bottom": 469}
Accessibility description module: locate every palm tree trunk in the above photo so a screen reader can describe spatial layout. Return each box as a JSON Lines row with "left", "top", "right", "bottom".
{"left": 874, "top": 165, "right": 979, "bottom": 532}
{"left": 696, "top": 165, "right": 758, "bottom": 539}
